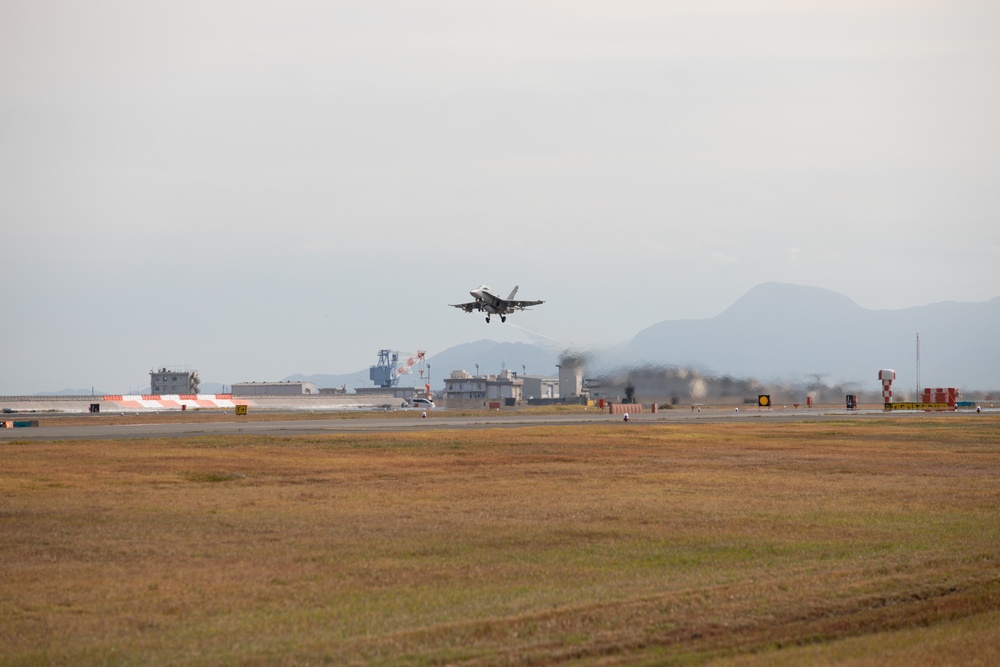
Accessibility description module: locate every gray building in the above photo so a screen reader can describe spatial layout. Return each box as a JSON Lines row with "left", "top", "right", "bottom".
{"left": 232, "top": 381, "right": 318, "bottom": 396}
{"left": 150, "top": 368, "right": 200, "bottom": 395}
{"left": 558, "top": 360, "right": 585, "bottom": 399}
{"left": 522, "top": 375, "right": 559, "bottom": 400}
{"left": 442, "top": 370, "right": 487, "bottom": 400}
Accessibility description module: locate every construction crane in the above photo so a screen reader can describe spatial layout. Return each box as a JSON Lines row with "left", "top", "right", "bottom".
{"left": 369, "top": 349, "right": 426, "bottom": 388}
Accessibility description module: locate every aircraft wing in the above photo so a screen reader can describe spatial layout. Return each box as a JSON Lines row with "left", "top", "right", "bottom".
{"left": 450, "top": 301, "right": 480, "bottom": 313}
{"left": 504, "top": 299, "right": 544, "bottom": 312}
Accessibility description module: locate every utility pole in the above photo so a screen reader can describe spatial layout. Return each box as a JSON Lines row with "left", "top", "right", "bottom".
{"left": 916, "top": 331, "right": 921, "bottom": 397}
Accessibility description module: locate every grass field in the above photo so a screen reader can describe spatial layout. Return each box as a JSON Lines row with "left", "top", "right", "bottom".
{"left": 2, "top": 417, "right": 999, "bottom": 665}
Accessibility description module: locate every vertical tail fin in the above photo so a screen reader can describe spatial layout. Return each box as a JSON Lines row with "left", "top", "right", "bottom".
{"left": 506, "top": 286, "right": 519, "bottom": 301}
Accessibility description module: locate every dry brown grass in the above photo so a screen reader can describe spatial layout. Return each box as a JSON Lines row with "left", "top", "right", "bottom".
{"left": 1, "top": 417, "right": 998, "bottom": 665}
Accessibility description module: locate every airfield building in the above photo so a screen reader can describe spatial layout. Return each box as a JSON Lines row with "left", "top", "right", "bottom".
{"left": 443, "top": 370, "right": 487, "bottom": 400}
{"left": 150, "top": 368, "right": 200, "bottom": 395}
{"left": 443, "top": 369, "right": 523, "bottom": 405}
{"left": 558, "top": 360, "right": 585, "bottom": 399}
{"left": 522, "top": 375, "right": 559, "bottom": 400}
{"left": 231, "top": 381, "right": 318, "bottom": 396}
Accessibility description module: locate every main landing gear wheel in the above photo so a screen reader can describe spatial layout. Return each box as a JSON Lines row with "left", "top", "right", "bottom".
{"left": 486, "top": 316, "right": 491, "bottom": 323}
{"left": 501, "top": 315, "right": 506, "bottom": 322}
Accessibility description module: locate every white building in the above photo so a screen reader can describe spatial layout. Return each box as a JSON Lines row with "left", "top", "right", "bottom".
{"left": 443, "top": 369, "right": 523, "bottom": 404}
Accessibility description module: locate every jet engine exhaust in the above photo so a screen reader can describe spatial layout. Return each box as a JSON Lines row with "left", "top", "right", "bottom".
{"left": 504, "top": 322, "right": 562, "bottom": 345}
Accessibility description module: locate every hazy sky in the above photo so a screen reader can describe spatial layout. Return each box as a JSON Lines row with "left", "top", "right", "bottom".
{"left": 2, "top": 1, "right": 998, "bottom": 394}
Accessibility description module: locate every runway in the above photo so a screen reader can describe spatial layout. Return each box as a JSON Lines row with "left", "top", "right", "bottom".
{"left": 0, "top": 407, "right": 939, "bottom": 442}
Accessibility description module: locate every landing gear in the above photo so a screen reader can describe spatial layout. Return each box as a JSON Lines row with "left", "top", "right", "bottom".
{"left": 501, "top": 315, "right": 506, "bottom": 323}
{"left": 486, "top": 315, "right": 491, "bottom": 323}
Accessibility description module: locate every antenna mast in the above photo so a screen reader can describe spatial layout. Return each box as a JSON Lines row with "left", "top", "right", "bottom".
{"left": 915, "top": 331, "right": 921, "bottom": 396}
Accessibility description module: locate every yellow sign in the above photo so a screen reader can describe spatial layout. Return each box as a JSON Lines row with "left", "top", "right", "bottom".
{"left": 758, "top": 394, "right": 771, "bottom": 407}
{"left": 884, "top": 402, "right": 949, "bottom": 411}
{"left": 235, "top": 405, "right": 248, "bottom": 416}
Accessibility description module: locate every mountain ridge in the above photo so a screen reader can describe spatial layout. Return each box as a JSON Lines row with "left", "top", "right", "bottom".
{"left": 625, "top": 282, "right": 999, "bottom": 388}
{"left": 32, "top": 284, "right": 999, "bottom": 394}
{"left": 289, "top": 283, "right": 997, "bottom": 391}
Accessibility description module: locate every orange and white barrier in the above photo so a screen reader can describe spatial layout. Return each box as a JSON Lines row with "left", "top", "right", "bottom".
{"left": 101, "top": 394, "right": 247, "bottom": 410}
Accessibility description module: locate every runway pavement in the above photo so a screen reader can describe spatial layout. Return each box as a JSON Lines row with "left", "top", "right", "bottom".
{"left": 0, "top": 407, "right": 922, "bottom": 442}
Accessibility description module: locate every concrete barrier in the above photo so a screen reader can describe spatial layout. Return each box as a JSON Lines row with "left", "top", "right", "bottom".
{"left": 0, "top": 394, "right": 403, "bottom": 413}
{"left": 1, "top": 420, "right": 39, "bottom": 428}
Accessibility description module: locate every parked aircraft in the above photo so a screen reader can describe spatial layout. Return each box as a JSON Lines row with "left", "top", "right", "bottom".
{"left": 450, "top": 285, "right": 544, "bottom": 323}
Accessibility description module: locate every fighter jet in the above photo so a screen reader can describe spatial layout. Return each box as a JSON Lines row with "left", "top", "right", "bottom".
{"left": 450, "top": 285, "right": 544, "bottom": 323}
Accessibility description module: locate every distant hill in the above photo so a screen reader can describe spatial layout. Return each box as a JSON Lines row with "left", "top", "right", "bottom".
{"left": 625, "top": 282, "right": 999, "bottom": 390}
{"left": 284, "top": 285, "right": 998, "bottom": 393}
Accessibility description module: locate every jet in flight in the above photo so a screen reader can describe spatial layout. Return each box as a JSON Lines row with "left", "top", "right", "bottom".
{"left": 450, "top": 285, "right": 544, "bottom": 323}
